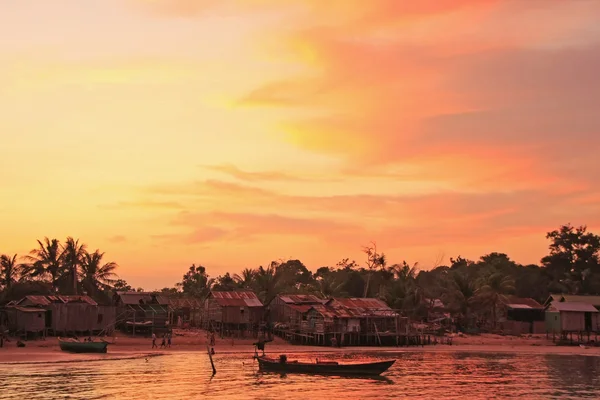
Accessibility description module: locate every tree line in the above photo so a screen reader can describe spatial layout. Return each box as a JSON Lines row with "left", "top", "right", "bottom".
{"left": 2, "top": 224, "right": 600, "bottom": 327}
{"left": 0, "top": 237, "right": 118, "bottom": 304}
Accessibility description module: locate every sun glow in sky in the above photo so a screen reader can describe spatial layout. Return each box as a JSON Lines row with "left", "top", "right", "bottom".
{"left": 2, "top": 0, "right": 600, "bottom": 289}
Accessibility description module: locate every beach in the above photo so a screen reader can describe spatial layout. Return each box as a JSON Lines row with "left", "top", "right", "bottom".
{"left": 1, "top": 330, "right": 599, "bottom": 364}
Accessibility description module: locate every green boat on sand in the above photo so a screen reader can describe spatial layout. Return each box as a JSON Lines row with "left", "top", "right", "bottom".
{"left": 58, "top": 337, "right": 109, "bottom": 353}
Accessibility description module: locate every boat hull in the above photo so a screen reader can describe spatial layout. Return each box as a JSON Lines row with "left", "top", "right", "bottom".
{"left": 58, "top": 338, "right": 109, "bottom": 353}
{"left": 255, "top": 356, "right": 395, "bottom": 376}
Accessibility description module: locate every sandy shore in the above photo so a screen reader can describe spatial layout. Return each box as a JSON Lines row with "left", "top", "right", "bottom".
{"left": 1, "top": 331, "right": 599, "bottom": 364}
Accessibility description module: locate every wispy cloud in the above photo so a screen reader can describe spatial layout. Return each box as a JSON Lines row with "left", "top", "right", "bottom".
{"left": 99, "top": 200, "right": 186, "bottom": 210}
{"left": 107, "top": 235, "right": 128, "bottom": 243}
{"left": 3, "top": 0, "right": 600, "bottom": 290}
{"left": 202, "top": 164, "right": 310, "bottom": 182}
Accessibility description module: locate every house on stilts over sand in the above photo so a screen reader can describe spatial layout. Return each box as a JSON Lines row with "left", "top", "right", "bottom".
{"left": 203, "top": 290, "right": 264, "bottom": 337}
{"left": 266, "top": 294, "right": 325, "bottom": 331}
{"left": 113, "top": 291, "right": 170, "bottom": 336}
{"left": 268, "top": 296, "right": 412, "bottom": 346}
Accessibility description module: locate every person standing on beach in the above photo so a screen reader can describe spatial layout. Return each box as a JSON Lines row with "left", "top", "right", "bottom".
{"left": 210, "top": 332, "right": 215, "bottom": 346}
{"left": 167, "top": 332, "right": 172, "bottom": 348}
{"left": 160, "top": 333, "right": 166, "bottom": 348}
{"left": 152, "top": 332, "right": 157, "bottom": 348}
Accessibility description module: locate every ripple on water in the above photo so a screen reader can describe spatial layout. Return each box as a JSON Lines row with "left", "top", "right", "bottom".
{"left": 1, "top": 351, "right": 600, "bottom": 399}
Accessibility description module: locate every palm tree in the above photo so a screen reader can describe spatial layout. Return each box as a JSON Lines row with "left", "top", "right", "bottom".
{"left": 80, "top": 250, "right": 118, "bottom": 298}
{"left": 253, "top": 262, "right": 282, "bottom": 304}
{"left": 473, "top": 270, "right": 516, "bottom": 328}
{"left": 385, "top": 262, "right": 420, "bottom": 314}
{"left": 25, "top": 237, "right": 63, "bottom": 292}
{"left": 441, "top": 269, "right": 476, "bottom": 328}
{"left": 0, "top": 254, "right": 22, "bottom": 290}
{"left": 311, "top": 274, "right": 345, "bottom": 298}
{"left": 61, "top": 237, "right": 87, "bottom": 295}
{"left": 233, "top": 268, "right": 256, "bottom": 289}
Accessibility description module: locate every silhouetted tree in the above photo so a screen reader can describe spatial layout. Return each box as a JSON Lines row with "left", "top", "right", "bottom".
{"left": 178, "top": 264, "right": 213, "bottom": 298}
{"left": 542, "top": 224, "right": 600, "bottom": 294}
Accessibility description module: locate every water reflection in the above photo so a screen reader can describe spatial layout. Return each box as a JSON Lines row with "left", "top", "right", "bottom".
{"left": 1, "top": 351, "right": 600, "bottom": 399}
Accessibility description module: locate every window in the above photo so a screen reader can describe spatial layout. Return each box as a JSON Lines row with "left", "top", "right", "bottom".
{"left": 98, "top": 314, "right": 104, "bottom": 323}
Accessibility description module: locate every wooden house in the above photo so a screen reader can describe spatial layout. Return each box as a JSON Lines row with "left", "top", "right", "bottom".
{"left": 499, "top": 297, "right": 546, "bottom": 335}
{"left": 267, "top": 294, "right": 324, "bottom": 330}
{"left": 544, "top": 294, "right": 600, "bottom": 310}
{"left": 328, "top": 298, "right": 399, "bottom": 334}
{"left": 304, "top": 297, "right": 400, "bottom": 346}
{"left": 168, "top": 297, "right": 203, "bottom": 327}
{"left": 113, "top": 292, "right": 170, "bottom": 335}
{"left": 15, "top": 295, "right": 113, "bottom": 335}
{"left": 545, "top": 301, "right": 600, "bottom": 333}
{"left": 203, "top": 290, "right": 263, "bottom": 336}
{"left": 1, "top": 306, "right": 46, "bottom": 338}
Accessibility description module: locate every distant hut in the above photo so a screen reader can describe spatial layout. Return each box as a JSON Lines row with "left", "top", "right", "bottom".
{"left": 545, "top": 302, "right": 600, "bottom": 334}
{"left": 204, "top": 290, "right": 263, "bottom": 337}
{"left": 113, "top": 292, "right": 170, "bottom": 336}
{"left": 499, "top": 297, "right": 545, "bottom": 335}
{"left": 267, "top": 294, "right": 324, "bottom": 330}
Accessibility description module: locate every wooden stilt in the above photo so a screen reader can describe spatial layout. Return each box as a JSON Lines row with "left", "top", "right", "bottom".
{"left": 207, "top": 345, "right": 216, "bottom": 375}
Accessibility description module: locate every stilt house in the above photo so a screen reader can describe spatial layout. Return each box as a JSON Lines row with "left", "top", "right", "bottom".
{"left": 203, "top": 290, "right": 263, "bottom": 336}
{"left": 267, "top": 294, "right": 324, "bottom": 330}
{"left": 113, "top": 291, "right": 170, "bottom": 335}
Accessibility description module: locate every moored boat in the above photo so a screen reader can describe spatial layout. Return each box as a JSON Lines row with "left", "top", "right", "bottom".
{"left": 254, "top": 354, "right": 395, "bottom": 376}
{"left": 58, "top": 337, "right": 109, "bottom": 353}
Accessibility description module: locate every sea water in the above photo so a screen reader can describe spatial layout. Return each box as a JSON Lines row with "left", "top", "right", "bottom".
{"left": 1, "top": 351, "right": 599, "bottom": 399}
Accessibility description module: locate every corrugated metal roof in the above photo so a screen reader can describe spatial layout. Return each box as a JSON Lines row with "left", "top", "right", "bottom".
{"left": 309, "top": 304, "right": 350, "bottom": 319}
{"left": 504, "top": 297, "right": 543, "bottom": 309}
{"left": 549, "top": 302, "right": 599, "bottom": 312}
{"left": 169, "top": 297, "right": 203, "bottom": 308}
{"left": 309, "top": 298, "right": 398, "bottom": 319}
{"left": 19, "top": 295, "right": 51, "bottom": 306}
{"left": 561, "top": 295, "right": 600, "bottom": 307}
{"left": 330, "top": 297, "right": 392, "bottom": 310}
{"left": 546, "top": 294, "right": 600, "bottom": 307}
{"left": 17, "top": 295, "right": 97, "bottom": 306}
{"left": 326, "top": 298, "right": 397, "bottom": 317}
{"left": 278, "top": 294, "right": 324, "bottom": 305}
{"left": 506, "top": 304, "right": 532, "bottom": 309}
{"left": 287, "top": 304, "right": 313, "bottom": 313}
{"left": 211, "top": 291, "right": 263, "bottom": 307}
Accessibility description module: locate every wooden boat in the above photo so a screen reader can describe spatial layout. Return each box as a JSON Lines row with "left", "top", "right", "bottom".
{"left": 58, "top": 337, "right": 109, "bottom": 353}
{"left": 254, "top": 354, "right": 395, "bottom": 376}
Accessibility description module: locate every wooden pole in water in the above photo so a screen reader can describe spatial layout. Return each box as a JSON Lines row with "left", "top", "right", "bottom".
{"left": 207, "top": 345, "right": 216, "bottom": 375}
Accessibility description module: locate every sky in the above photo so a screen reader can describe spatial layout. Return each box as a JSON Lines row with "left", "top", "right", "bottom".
{"left": 1, "top": 0, "right": 600, "bottom": 289}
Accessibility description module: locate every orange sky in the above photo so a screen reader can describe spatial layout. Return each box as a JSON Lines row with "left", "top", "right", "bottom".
{"left": 2, "top": 0, "right": 600, "bottom": 289}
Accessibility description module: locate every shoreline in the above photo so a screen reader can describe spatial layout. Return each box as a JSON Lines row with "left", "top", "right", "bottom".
{"left": 2, "top": 331, "right": 600, "bottom": 364}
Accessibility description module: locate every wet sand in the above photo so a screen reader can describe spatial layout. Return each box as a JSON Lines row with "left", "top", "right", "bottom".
{"left": 1, "top": 331, "right": 599, "bottom": 364}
